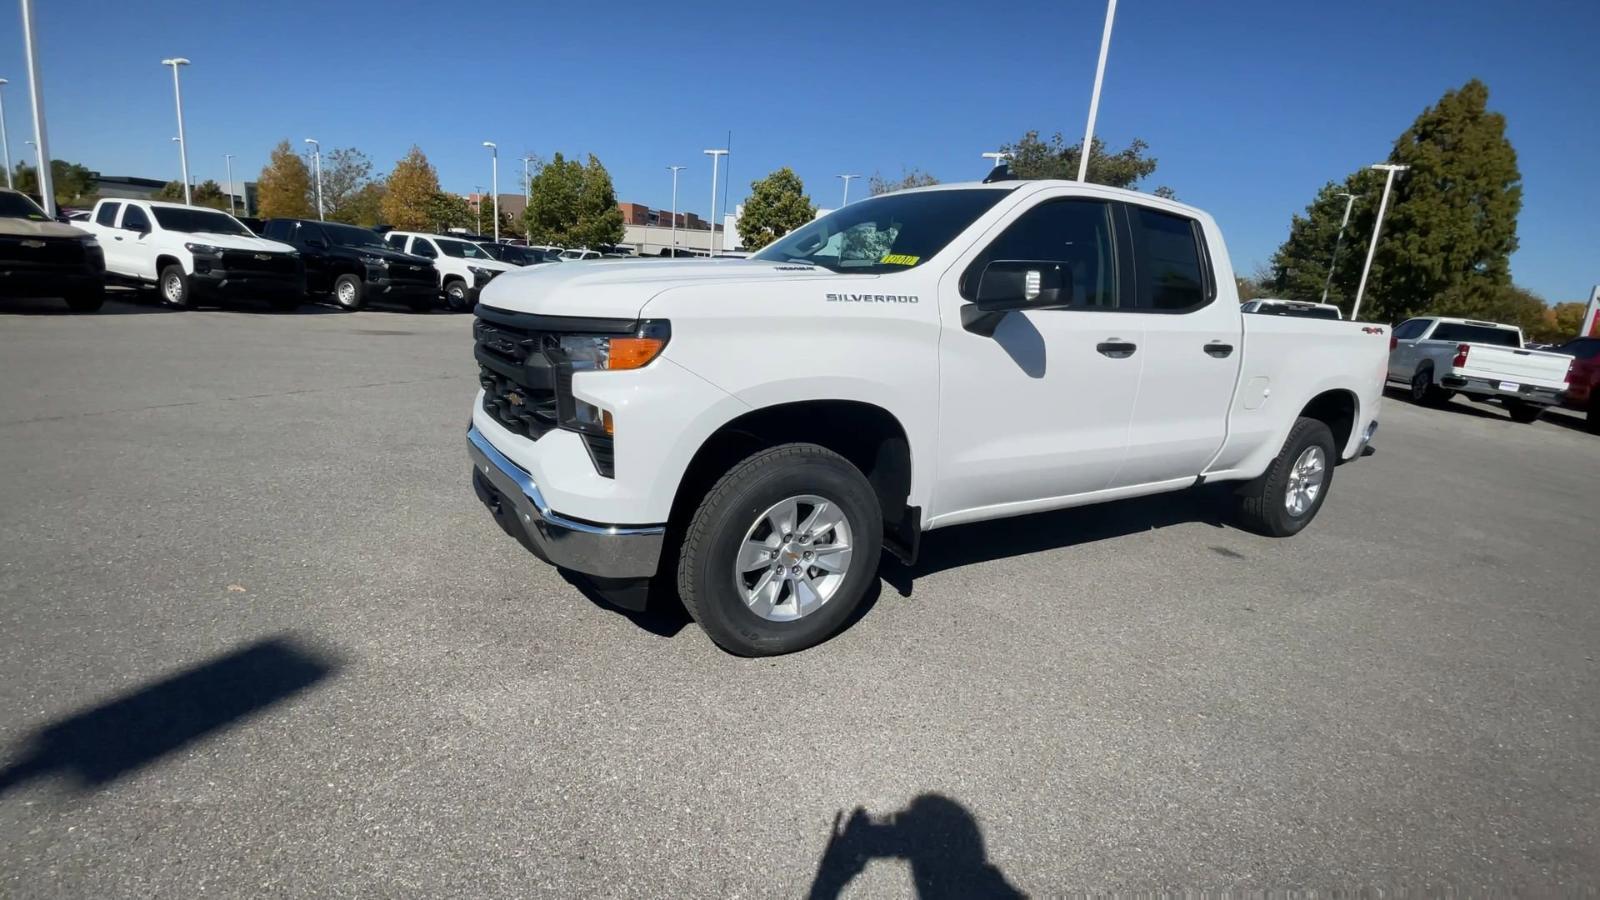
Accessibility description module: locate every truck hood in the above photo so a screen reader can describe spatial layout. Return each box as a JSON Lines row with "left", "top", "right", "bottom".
{"left": 186, "top": 231, "right": 297, "bottom": 254}
{"left": 477, "top": 258, "right": 834, "bottom": 318}
{"left": 0, "top": 216, "right": 90, "bottom": 239}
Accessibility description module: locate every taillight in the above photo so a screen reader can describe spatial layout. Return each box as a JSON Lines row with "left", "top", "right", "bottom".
{"left": 1452, "top": 343, "right": 1470, "bottom": 367}
{"left": 1389, "top": 335, "right": 1398, "bottom": 351}
{"left": 1567, "top": 362, "right": 1575, "bottom": 385}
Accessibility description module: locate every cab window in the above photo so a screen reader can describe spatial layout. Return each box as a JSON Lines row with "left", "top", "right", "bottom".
{"left": 410, "top": 238, "right": 438, "bottom": 259}
{"left": 120, "top": 205, "right": 151, "bottom": 232}
{"left": 95, "top": 202, "right": 122, "bottom": 227}
{"left": 961, "top": 199, "right": 1118, "bottom": 309}
{"left": 1128, "top": 205, "right": 1210, "bottom": 312}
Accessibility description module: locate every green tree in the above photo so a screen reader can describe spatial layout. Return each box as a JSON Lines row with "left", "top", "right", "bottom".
{"left": 524, "top": 153, "right": 584, "bottom": 245}
{"left": 425, "top": 191, "right": 474, "bottom": 231}
{"left": 739, "top": 167, "right": 815, "bottom": 250}
{"left": 257, "top": 140, "right": 315, "bottom": 218}
{"left": 315, "top": 147, "right": 378, "bottom": 224}
{"left": 573, "top": 154, "right": 624, "bottom": 248}
{"left": 868, "top": 167, "right": 939, "bottom": 196}
{"left": 155, "top": 179, "right": 232, "bottom": 211}
{"left": 999, "top": 132, "right": 1171, "bottom": 195}
{"left": 1267, "top": 176, "right": 1378, "bottom": 305}
{"left": 380, "top": 146, "right": 441, "bottom": 231}
{"left": 14, "top": 158, "right": 96, "bottom": 207}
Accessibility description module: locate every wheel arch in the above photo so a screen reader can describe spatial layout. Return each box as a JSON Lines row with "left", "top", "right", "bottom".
{"left": 1297, "top": 388, "right": 1359, "bottom": 458}
{"left": 155, "top": 254, "right": 183, "bottom": 276}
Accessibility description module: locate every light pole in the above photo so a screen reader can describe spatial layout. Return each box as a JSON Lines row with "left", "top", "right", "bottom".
{"left": 981, "top": 151, "right": 1010, "bottom": 171}
{"left": 1320, "top": 192, "right": 1358, "bottom": 305}
{"left": 704, "top": 148, "right": 727, "bottom": 256}
{"left": 0, "top": 79, "right": 12, "bottom": 190}
{"left": 160, "top": 57, "right": 192, "bottom": 205}
{"left": 1351, "top": 164, "right": 1409, "bottom": 321}
{"left": 21, "top": 0, "right": 55, "bottom": 217}
{"left": 303, "top": 138, "right": 322, "bottom": 220}
{"left": 482, "top": 141, "right": 499, "bottom": 242}
{"left": 521, "top": 155, "right": 534, "bottom": 240}
{"left": 837, "top": 174, "right": 859, "bottom": 207}
{"left": 474, "top": 185, "right": 483, "bottom": 234}
{"left": 667, "top": 165, "right": 685, "bottom": 257}
{"left": 1077, "top": 0, "right": 1117, "bottom": 182}
{"left": 224, "top": 153, "right": 236, "bottom": 215}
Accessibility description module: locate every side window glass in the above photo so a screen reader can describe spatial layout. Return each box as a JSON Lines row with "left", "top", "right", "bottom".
{"left": 121, "top": 205, "right": 151, "bottom": 232}
{"left": 1129, "top": 206, "right": 1208, "bottom": 311}
{"left": 1395, "top": 319, "right": 1428, "bottom": 340}
{"left": 411, "top": 238, "right": 437, "bottom": 259}
{"left": 263, "top": 220, "right": 290, "bottom": 240}
{"left": 385, "top": 234, "right": 406, "bottom": 250}
{"left": 300, "top": 223, "right": 327, "bottom": 246}
{"left": 962, "top": 199, "right": 1118, "bottom": 308}
{"left": 95, "top": 203, "right": 121, "bottom": 227}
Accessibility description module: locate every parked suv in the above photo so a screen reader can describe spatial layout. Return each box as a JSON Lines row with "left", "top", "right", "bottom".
{"left": 382, "top": 231, "right": 517, "bottom": 311}
{"left": 263, "top": 219, "right": 439, "bottom": 311}
{"left": 77, "top": 199, "right": 304, "bottom": 309}
{"left": 0, "top": 189, "right": 105, "bottom": 312}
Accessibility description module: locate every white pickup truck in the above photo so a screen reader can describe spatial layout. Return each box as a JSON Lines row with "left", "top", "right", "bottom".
{"left": 1387, "top": 316, "right": 1571, "bottom": 422}
{"left": 77, "top": 199, "right": 305, "bottom": 308}
{"left": 465, "top": 179, "right": 1388, "bottom": 655}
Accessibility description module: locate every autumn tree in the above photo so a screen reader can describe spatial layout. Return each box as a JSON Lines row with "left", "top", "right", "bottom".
{"left": 380, "top": 146, "right": 442, "bottom": 231}
{"left": 738, "top": 168, "right": 815, "bottom": 250}
{"left": 257, "top": 140, "right": 314, "bottom": 218}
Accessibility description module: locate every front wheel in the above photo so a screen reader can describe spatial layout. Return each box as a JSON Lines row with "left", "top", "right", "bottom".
{"left": 443, "top": 279, "right": 471, "bottom": 311}
{"left": 1505, "top": 400, "right": 1543, "bottom": 424}
{"left": 333, "top": 273, "right": 365, "bottom": 310}
{"left": 159, "top": 264, "right": 193, "bottom": 309}
{"left": 677, "top": 444, "right": 883, "bottom": 656}
{"left": 1234, "top": 417, "right": 1337, "bottom": 537}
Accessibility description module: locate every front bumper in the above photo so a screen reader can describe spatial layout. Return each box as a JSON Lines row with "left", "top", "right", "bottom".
{"left": 1441, "top": 374, "right": 1564, "bottom": 406}
{"left": 467, "top": 425, "right": 664, "bottom": 579}
{"left": 192, "top": 270, "right": 305, "bottom": 297}
{"left": 0, "top": 268, "right": 103, "bottom": 298}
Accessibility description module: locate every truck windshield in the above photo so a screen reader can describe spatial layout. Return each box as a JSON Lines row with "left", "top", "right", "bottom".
{"left": 1429, "top": 323, "right": 1521, "bottom": 347}
{"left": 753, "top": 188, "right": 1011, "bottom": 273}
{"left": 0, "top": 192, "right": 49, "bottom": 220}
{"left": 322, "top": 222, "right": 388, "bottom": 250}
{"left": 437, "top": 238, "right": 493, "bottom": 259}
{"left": 151, "top": 206, "right": 252, "bottom": 236}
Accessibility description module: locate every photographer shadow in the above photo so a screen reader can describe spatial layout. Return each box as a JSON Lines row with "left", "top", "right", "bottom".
{"left": 808, "top": 793, "right": 1025, "bottom": 899}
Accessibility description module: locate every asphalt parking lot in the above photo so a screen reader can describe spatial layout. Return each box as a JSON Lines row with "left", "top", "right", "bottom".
{"left": 2, "top": 295, "right": 1597, "bottom": 896}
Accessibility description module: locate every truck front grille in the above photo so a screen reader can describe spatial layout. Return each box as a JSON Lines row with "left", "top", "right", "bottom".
{"left": 220, "top": 249, "right": 299, "bottom": 276}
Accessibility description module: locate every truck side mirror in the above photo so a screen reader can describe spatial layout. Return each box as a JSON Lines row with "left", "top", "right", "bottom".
{"left": 962, "top": 260, "right": 1071, "bottom": 336}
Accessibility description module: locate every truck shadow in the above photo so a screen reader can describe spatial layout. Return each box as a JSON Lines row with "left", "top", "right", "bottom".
{"left": 879, "top": 486, "right": 1229, "bottom": 598}
{"left": 0, "top": 635, "right": 341, "bottom": 797}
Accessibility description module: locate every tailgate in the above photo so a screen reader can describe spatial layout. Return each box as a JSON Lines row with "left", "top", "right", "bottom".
{"left": 1455, "top": 344, "right": 1571, "bottom": 388}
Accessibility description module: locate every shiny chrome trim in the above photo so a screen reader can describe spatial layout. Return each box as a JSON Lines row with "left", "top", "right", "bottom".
{"left": 467, "top": 425, "right": 663, "bottom": 537}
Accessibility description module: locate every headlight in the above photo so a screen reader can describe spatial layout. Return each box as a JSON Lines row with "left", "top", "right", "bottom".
{"left": 82, "top": 237, "right": 100, "bottom": 248}
{"left": 363, "top": 255, "right": 390, "bottom": 268}
{"left": 558, "top": 321, "right": 671, "bottom": 372}
{"left": 184, "top": 242, "right": 222, "bottom": 255}
{"left": 469, "top": 265, "right": 494, "bottom": 280}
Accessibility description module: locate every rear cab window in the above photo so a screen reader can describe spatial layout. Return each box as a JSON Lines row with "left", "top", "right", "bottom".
{"left": 1126, "top": 204, "right": 1212, "bottom": 312}
{"left": 1428, "top": 322, "right": 1521, "bottom": 347}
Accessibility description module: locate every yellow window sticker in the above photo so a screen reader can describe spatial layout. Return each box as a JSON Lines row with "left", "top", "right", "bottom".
{"left": 880, "top": 253, "right": 920, "bottom": 266}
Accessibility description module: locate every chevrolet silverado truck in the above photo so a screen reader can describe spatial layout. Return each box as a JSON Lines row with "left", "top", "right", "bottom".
{"left": 0, "top": 189, "right": 105, "bottom": 312}
{"left": 78, "top": 199, "right": 305, "bottom": 309}
{"left": 262, "top": 218, "right": 439, "bottom": 311}
{"left": 1387, "top": 316, "right": 1572, "bottom": 422}
{"left": 382, "top": 231, "right": 517, "bottom": 311}
{"left": 466, "top": 179, "right": 1388, "bottom": 655}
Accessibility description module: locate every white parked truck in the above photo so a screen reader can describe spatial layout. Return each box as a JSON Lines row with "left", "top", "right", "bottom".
{"left": 1387, "top": 316, "right": 1571, "bottom": 422}
{"left": 382, "top": 231, "right": 517, "bottom": 311}
{"left": 466, "top": 179, "right": 1389, "bottom": 654}
{"left": 77, "top": 199, "right": 304, "bottom": 308}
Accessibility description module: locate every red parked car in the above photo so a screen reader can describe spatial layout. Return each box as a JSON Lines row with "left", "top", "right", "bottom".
{"left": 1555, "top": 336, "right": 1600, "bottom": 433}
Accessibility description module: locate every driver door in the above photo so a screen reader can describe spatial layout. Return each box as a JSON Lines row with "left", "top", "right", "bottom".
{"left": 932, "top": 193, "right": 1146, "bottom": 524}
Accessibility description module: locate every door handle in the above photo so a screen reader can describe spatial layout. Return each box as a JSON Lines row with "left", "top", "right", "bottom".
{"left": 113, "top": 235, "right": 124, "bottom": 241}
{"left": 1204, "top": 342, "right": 1234, "bottom": 358}
{"left": 1096, "top": 340, "right": 1137, "bottom": 359}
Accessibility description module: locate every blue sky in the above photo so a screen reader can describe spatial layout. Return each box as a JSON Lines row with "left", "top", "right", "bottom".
{"left": 3, "top": 0, "right": 1595, "bottom": 301}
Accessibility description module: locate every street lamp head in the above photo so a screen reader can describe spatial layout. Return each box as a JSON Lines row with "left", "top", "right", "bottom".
{"left": 0, "top": 78, "right": 8, "bottom": 86}
{"left": 703, "top": 148, "right": 727, "bottom": 157}
{"left": 161, "top": 57, "right": 190, "bottom": 67}
{"left": 483, "top": 141, "right": 497, "bottom": 151}
{"left": 1369, "top": 163, "right": 1410, "bottom": 173}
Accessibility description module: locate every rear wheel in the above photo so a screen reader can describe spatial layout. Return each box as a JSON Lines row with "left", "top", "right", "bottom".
{"left": 677, "top": 443, "right": 883, "bottom": 656}
{"left": 1505, "top": 400, "right": 1543, "bottom": 424}
{"left": 443, "top": 279, "right": 471, "bottom": 311}
{"left": 159, "top": 264, "right": 193, "bottom": 309}
{"left": 1234, "top": 417, "right": 1336, "bottom": 537}
{"left": 1409, "top": 367, "right": 1451, "bottom": 407}
{"left": 333, "top": 274, "right": 364, "bottom": 310}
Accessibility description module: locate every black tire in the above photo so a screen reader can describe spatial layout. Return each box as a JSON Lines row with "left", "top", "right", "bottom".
{"left": 1587, "top": 395, "right": 1600, "bottom": 436}
{"left": 676, "top": 443, "right": 883, "bottom": 656}
{"left": 332, "top": 273, "right": 365, "bottom": 310}
{"left": 1234, "top": 417, "right": 1337, "bottom": 538}
{"left": 443, "top": 279, "right": 471, "bottom": 311}
{"left": 1409, "top": 366, "right": 1451, "bottom": 407}
{"left": 1505, "top": 399, "right": 1542, "bottom": 424}
{"left": 158, "top": 264, "right": 193, "bottom": 309}
{"left": 64, "top": 286, "right": 105, "bottom": 312}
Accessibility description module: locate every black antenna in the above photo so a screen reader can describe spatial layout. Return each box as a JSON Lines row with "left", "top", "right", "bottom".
{"left": 982, "top": 163, "right": 1016, "bottom": 184}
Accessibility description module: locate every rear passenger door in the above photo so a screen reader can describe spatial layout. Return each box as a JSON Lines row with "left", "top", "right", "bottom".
{"left": 406, "top": 236, "right": 442, "bottom": 284}
{"left": 1388, "top": 318, "right": 1433, "bottom": 379}
{"left": 295, "top": 221, "right": 335, "bottom": 293}
{"left": 1110, "top": 202, "right": 1240, "bottom": 487}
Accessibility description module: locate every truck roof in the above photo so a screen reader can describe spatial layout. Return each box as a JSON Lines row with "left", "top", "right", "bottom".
{"left": 889, "top": 178, "right": 1209, "bottom": 218}
{"left": 1422, "top": 316, "right": 1519, "bottom": 329}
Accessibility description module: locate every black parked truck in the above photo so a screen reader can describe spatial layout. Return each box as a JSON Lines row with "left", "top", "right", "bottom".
{"left": 0, "top": 189, "right": 106, "bottom": 312}
{"left": 261, "top": 219, "right": 440, "bottom": 311}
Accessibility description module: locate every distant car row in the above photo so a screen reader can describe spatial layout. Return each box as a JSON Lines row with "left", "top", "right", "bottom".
{"left": 2, "top": 188, "right": 634, "bottom": 313}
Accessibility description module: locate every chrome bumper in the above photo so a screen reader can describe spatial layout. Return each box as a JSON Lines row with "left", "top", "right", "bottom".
{"left": 467, "top": 425, "right": 664, "bottom": 579}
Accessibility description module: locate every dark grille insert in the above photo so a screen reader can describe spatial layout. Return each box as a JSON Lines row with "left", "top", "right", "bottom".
{"left": 220, "top": 249, "right": 298, "bottom": 275}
